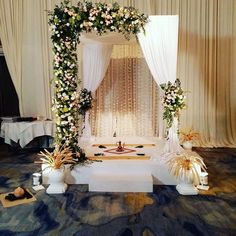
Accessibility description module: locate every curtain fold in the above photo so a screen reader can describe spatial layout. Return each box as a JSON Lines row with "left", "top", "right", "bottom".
{"left": 82, "top": 43, "right": 113, "bottom": 139}
{"left": 91, "top": 49, "right": 160, "bottom": 137}
{"left": 138, "top": 15, "right": 179, "bottom": 84}
{"left": 0, "top": 0, "right": 53, "bottom": 118}
{"left": 138, "top": 15, "right": 180, "bottom": 151}
{"left": 0, "top": 0, "right": 23, "bottom": 114}
{"left": 21, "top": 0, "right": 52, "bottom": 118}
{"left": 83, "top": 43, "right": 113, "bottom": 92}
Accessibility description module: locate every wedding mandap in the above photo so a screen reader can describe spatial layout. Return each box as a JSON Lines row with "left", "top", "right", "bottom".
{"left": 42, "top": 1, "right": 198, "bottom": 194}
{"left": 42, "top": 0, "right": 190, "bottom": 192}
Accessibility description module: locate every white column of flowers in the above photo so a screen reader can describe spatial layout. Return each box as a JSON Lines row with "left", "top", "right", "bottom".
{"left": 49, "top": 4, "right": 80, "bottom": 152}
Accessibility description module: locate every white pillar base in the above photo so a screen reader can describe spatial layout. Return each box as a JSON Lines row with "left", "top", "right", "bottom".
{"left": 46, "top": 183, "right": 68, "bottom": 194}
{"left": 176, "top": 184, "right": 199, "bottom": 195}
{"left": 89, "top": 174, "right": 153, "bottom": 192}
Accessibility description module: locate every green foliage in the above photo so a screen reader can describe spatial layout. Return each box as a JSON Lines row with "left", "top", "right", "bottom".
{"left": 161, "top": 79, "right": 186, "bottom": 129}
{"left": 78, "top": 88, "right": 93, "bottom": 116}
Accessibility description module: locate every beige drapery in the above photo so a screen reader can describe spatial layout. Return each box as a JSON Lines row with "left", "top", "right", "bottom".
{"left": 0, "top": 0, "right": 235, "bottom": 147}
{"left": 0, "top": 0, "right": 23, "bottom": 114}
{"left": 0, "top": 0, "right": 56, "bottom": 118}
{"left": 21, "top": 0, "right": 52, "bottom": 118}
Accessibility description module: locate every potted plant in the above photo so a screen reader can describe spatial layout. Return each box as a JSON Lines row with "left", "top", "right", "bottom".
{"left": 39, "top": 146, "right": 76, "bottom": 194}
{"left": 167, "top": 152, "right": 207, "bottom": 195}
{"left": 180, "top": 128, "right": 199, "bottom": 150}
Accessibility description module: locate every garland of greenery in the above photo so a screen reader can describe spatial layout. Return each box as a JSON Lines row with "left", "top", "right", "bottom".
{"left": 48, "top": 0, "right": 148, "bottom": 153}
{"left": 160, "top": 78, "right": 186, "bottom": 129}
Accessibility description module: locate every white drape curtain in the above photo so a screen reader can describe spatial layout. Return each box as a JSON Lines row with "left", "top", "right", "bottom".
{"left": 138, "top": 15, "right": 179, "bottom": 84}
{"left": 138, "top": 15, "right": 181, "bottom": 152}
{"left": 82, "top": 43, "right": 113, "bottom": 139}
{"left": 83, "top": 43, "right": 113, "bottom": 91}
{"left": 91, "top": 47, "right": 160, "bottom": 137}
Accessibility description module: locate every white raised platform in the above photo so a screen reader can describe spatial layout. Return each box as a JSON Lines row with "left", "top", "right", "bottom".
{"left": 42, "top": 137, "right": 178, "bottom": 192}
{"left": 42, "top": 160, "right": 177, "bottom": 186}
{"left": 89, "top": 174, "right": 153, "bottom": 192}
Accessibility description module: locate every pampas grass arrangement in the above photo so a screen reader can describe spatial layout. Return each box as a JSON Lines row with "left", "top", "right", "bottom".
{"left": 167, "top": 152, "right": 207, "bottom": 185}
{"left": 39, "top": 146, "right": 76, "bottom": 169}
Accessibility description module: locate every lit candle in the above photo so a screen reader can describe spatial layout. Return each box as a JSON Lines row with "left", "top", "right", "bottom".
{"left": 33, "top": 173, "right": 41, "bottom": 186}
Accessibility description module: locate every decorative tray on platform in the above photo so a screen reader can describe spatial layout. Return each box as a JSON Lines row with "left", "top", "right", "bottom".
{"left": 89, "top": 141, "right": 152, "bottom": 160}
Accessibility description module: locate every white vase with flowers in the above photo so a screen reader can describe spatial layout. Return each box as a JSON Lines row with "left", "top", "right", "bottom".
{"left": 39, "top": 146, "right": 76, "bottom": 194}
{"left": 167, "top": 152, "right": 207, "bottom": 195}
{"left": 180, "top": 128, "right": 199, "bottom": 151}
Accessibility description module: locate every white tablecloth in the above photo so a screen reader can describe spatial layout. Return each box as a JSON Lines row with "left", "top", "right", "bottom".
{"left": 0, "top": 121, "right": 55, "bottom": 147}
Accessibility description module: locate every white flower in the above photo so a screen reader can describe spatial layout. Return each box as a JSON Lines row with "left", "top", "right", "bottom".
{"left": 61, "top": 121, "right": 68, "bottom": 125}
{"left": 89, "top": 16, "right": 95, "bottom": 21}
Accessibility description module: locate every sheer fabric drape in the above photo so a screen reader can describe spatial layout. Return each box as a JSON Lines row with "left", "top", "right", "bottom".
{"left": 91, "top": 45, "right": 160, "bottom": 137}
{"left": 138, "top": 15, "right": 179, "bottom": 84}
{"left": 82, "top": 43, "right": 113, "bottom": 139}
{"left": 138, "top": 15, "right": 181, "bottom": 152}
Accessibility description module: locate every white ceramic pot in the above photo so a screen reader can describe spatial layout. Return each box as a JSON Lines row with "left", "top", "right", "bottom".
{"left": 182, "top": 141, "right": 193, "bottom": 150}
{"left": 46, "top": 168, "right": 67, "bottom": 194}
{"left": 176, "top": 170, "right": 198, "bottom": 195}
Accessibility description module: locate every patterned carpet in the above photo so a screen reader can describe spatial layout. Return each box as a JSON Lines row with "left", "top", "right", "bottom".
{"left": 0, "top": 143, "right": 236, "bottom": 236}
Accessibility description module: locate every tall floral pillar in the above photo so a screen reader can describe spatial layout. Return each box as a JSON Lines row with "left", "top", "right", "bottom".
{"left": 49, "top": 4, "right": 80, "bottom": 152}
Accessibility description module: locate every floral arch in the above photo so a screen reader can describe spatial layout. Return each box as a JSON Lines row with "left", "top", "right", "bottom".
{"left": 49, "top": 0, "right": 181, "bottom": 156}
{"left": 49, "top": 1, "right": 148, "bottom": 153}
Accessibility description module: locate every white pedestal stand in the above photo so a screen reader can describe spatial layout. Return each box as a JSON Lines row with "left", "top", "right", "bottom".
{"left": 46, "top": 168, "right": 67, "bottom": 194}
{"left": 46, "top": 183, "right": 68, "bottom": 194}
{"left": 176, "top": 184, "right": 199, "bottom": 195}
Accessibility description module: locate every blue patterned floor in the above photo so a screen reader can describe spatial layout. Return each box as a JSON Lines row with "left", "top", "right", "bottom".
{"left": 0, "top": 144, "right": 236, "bottom": 236}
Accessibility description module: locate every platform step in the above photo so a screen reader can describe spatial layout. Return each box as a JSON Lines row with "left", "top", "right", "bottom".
{"left": 89, "top": 174, "right": 153, "bottom": 192}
